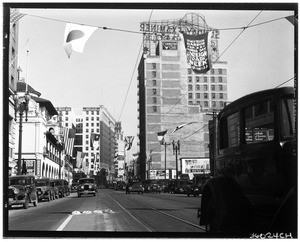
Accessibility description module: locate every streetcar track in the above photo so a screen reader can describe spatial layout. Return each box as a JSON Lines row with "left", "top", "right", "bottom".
{"left": 107, "top": 191, "right": 206, "bottom": 232}
{"left": 106, "top": 193, "right": 155, "bottom": 232}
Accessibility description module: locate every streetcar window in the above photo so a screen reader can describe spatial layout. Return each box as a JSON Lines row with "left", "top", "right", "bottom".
{"left": 219, "top": 112, "right": 240, "bottom": 149}
{"left": 244, "top": 100, "right": 274, "bottom": 144}
{"left": 280, "top": 98, "right": 294, "bottom": 139}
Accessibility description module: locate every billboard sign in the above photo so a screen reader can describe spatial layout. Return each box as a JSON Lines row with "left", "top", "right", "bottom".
{"left": 181, "top": 158, "right": 210, "bottom": 174}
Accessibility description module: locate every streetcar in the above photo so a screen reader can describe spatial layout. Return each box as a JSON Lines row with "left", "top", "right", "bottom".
{"left": 198, "top": 87, "right": 296, "bottom": 236}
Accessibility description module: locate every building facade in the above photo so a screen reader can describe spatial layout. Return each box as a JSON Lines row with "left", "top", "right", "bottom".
{"left": 56, "top": 106, "right": 117, "bottom": 182}
{"left": 137, "top": 13, "right": 228, "bottom": 180}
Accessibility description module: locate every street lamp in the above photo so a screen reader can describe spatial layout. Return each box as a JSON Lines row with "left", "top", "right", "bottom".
{"left": 13, "top": 91, "right": 31, "bottom": 175}
{"left": 172, "top": 140, "right": 180, "bottom": 182}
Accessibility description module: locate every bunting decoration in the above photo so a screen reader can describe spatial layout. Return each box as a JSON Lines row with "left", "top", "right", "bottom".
{"left": 62, "top": 125, "right": 76, "bottom": 156}
{"left": 90, "top": 132, "right": 100, "bottom": 150}
{"left": 157, "top": 130, "right": 168, "bottom": 145}
{"left": 63, "top": 23, "right": 98, "bottom": 58}
{"left": 172, "top": 122, "right": 197, "bottom": 134}
{"left": 10, "top": 9, "right": 26, "bottom": 25}
{"left": 182, "top": 31, "right": 212, "bottom": 74}
{"left": 124, "top": 136, "right": 134, "bottom": 151}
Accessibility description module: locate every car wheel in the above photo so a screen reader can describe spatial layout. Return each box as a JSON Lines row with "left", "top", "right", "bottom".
{"left": 93, "top": 193, "right": 96, "bottom": 197}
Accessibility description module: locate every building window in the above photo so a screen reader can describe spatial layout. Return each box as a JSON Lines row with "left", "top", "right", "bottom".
{"left": 211, "top": 69, "right": 215, "bottom": 75}
{"left": 196, "top": 76, "right": 200, "bottom": 82}
{"left": 65, "top": 123, "right": 68, "bottom": 127}
{"left": 153, "top": 80, "right": 157, "bottom": 86}
{"left": 65, "top": 117, "right": 68, "bottom": 121}
{"left": 188, "top": 93, "right": 193, "bottom": 99}
{"left": 153, "top": 97, "right": 157, "bottom": 104}
{"left": 153, "top": 106, "right": 157, "bottom": 112}
{"left": 212, "top": 101, "right": 216, "bottom": 107}
{"left": 86, "top": 111, "right": 89, "bottom": 115}
{"left": 218, "top": 69, "right": 222, "bottom": 75}
{"left": 204, "top": 101, "right": 208, "bottom": 107}
{"left": 86, "top": 147, "right": 88, "bottom": 151}
{"left": 204, "top": 93, "right": 208, "bottom": 99}
{"left": 152, "top": 71, "right": 156, "bottom": 78}
{"left": 196, "top": 84, "right": 200, "bottom": 91}
{"left": 218, "top": 77, "right": 223, "bottom": 82}
{"left": 91, "top": 111, "right": 94, "bottom": 115}
{"left": 97, "top": 123, "right": 99, "bottom": 126}
{"left": 203, "top": 76, "right": 208, "bottom": 82}
{"left": 66, "top": 111, "right": 69, "bottom": 115}
{"left": 97, "top": 111, "right": 99, "bottom": 115}
{"left": 220, "top": 101, "right": 224, "bottom": 107}
{"left": 152, "top": 89, "right": 157, "bottom": 95}
{"left": 152, "top": 63, "right": 156, "bottom": 69}
{"left": 219, "top": 93, "right": 224, "bottom": 99}
{"left": 96, "top": 129, "right": 99, "bottom": 132}
{"left": 188, "top": 76, "right": 192, "bottom": 82}
{"left": 86, "top": 117, "right": 89, "bottom": 121}
{"left": 188, "top": 85, "right": 193, "bottom": 91}
{"left": 91, "top": 123, "right": 94, "bottom": 127}
{"left": 211, "top": 77, "right": 215, "bottom": 82}
{"left": 204, "top": 85, "right": 208, "bottom": 91}
{"left": 211, "top": 85, "right": 215, "bottom": 91}
{"left": 196, "top": 101, "right": 201, "bottom": 105}
{"left": 196, "top": 93, "right": 200, "bottom": 99}
{"left": 188, "top": 101, "right": 193, "bottom": 105}
{"left": 97, "top": 117, "right": 99, "bottom": 121}
{"left": 86, "top": 123, "right": 89, "bottom": 127}
{"left": 219, "top": 85, "right": 223, "bottom": 91}
{"left": 91, "top": 117, "right": 94, "bottom": 121}
{"left": 188, "top": 68, "right": 192, "bottom": 74}
{"left": 212, "top": 93, "right": 216, "bottom": 99}
{"left": 86, "top": 135, "right": 89, "bottom": 138}
{"left": 86, "top": 141, "right": 89, "bottom": 145}
{"left": 91, "top": 129, "right": 94, "bottom": 132}
{"left": 86, "top": 129, "right": 89, "bottom": 133}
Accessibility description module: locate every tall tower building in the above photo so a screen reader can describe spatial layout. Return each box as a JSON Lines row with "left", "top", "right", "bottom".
{"left": 137, "top": 13, "right": 228, "bottom": 180}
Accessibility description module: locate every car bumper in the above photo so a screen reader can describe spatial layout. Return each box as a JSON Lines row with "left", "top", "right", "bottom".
{"left": 78, "top": 190, "right": 96, "bottom": 195}
{"left": 9, "top": 197, "right": 26, "bottom": 205}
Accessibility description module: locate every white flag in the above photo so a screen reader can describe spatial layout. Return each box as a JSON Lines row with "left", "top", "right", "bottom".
{"left": 63, "top": 23, "right": 97, "bottom": 58}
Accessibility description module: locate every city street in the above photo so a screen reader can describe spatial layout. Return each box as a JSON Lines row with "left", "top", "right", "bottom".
{"left": 8, "top": 189, "right": 205, "bottom": 234}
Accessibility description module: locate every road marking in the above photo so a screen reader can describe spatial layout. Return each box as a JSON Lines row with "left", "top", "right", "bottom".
{"left": 56, "top": 214, "right": 73, "bottom": 231}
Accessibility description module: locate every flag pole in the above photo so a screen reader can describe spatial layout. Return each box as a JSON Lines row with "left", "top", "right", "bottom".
{"left": 25, "top": 50, "right": 29, "bottom": 93}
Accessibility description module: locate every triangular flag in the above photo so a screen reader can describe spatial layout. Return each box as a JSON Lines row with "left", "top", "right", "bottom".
{"left": 285, "top": 15, "right": 297, "bottom": 26}
{"left": 63, "top": 23, "right": 97, "bottom": 58}
{"left": 172, "top": 122, "right": 197, "bottom": 133}
{"left": 157, "top": 130, "right": 168, "bottom": 145}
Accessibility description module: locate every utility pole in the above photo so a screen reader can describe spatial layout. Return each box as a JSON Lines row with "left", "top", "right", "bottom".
{"left": 172, "top": 140, "right": 180, "bottom": 182}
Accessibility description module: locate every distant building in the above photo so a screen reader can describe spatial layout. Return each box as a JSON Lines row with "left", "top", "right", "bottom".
{"left": 137, "top": 13, "right": 228, "bottom": 180}
{"left": 56, "top": 106, "right": 117, "bottom": 181}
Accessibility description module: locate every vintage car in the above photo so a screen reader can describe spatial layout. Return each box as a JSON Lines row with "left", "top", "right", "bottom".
{"left": 148, "top": 180, "right": 162, "bottom": 193}
{"left": 115, "top": 181, "right": 126, "bottom": 191}
{"left": 52, "top": 179, "right": 67, "bottom": 198}
{"left": 36, "top": 178, "right": 55, "bottom": 201}
{"left": 8, "top": 175, "right": 38, "bottom": 209}
{"left": 50, "top": 179, "right": 59, "bottom": 199}
{"left": 77, "top": 178, "right": 97, "bottom": 197}
{"left": 70, "top": 182, "right": 79, "bottom": 193}
{"left": 126, "top": 181, "right": 144, "bottom": 194}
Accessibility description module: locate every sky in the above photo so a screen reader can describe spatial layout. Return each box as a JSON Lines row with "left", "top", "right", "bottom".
{"left": 13, "top": 3, "right": 295, "bottom": 154}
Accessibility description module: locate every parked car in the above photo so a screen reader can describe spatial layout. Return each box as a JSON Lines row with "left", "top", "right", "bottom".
{"left": 167, "top": 180, "right": 192, "bottom": 194}
{"left": 158, "top": 180, "right": 169, "bottom": 193}
{"left": 8, "top": 175, "right": 38, "bottom": 209}
{"left": 36, "top": 178, "right": 55, "bottom": 201}
{"left": 186, "top": 184, "right": 201, "bottom": 197}
{"left": 126, "top": 181, "right": 144, "bottom": 194}
{"left": 115, "top": 181, "right": 126, "bottom": 191}
{"left": 77, "top": 178, "right": 97, "bottom": 197}
{"left": 63, "top": 179, "right": 70, "bottom": 196}
{"left": 148, "top": 180, "right": 162, "bottom": 193}
{"left": 50, "top": 179, "right": 59, "bottom": 199}
{"left": 52, "top": 179, "right": 66, "bottom": 198}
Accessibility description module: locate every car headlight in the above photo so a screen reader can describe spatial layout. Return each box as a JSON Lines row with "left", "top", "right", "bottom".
{"left": 13, "top": 188, "right": 20, "bottom": 194}
{"left": 81, "top": 185, "right": 84, "bottom": 189}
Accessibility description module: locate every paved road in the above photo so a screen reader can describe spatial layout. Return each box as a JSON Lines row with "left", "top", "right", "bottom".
{"left": 6, "top": 189, "right": 205, "bottom": 236}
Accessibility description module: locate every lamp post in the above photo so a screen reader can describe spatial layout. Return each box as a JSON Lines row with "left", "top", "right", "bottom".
{"left": 172, "top": 140, "right": 180, "bottom": 182}
{"left": 13, "top": 91, "right": 31, "bottom": 175}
